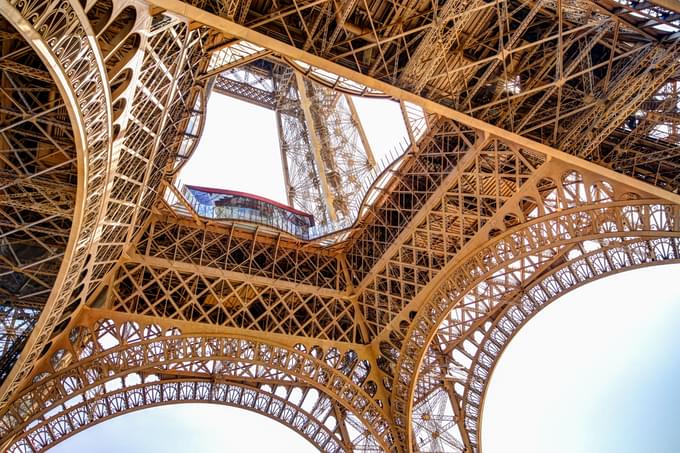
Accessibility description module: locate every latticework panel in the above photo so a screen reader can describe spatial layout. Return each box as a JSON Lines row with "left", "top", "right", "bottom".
{"left": 110, "top": 216, "right": 362, "bottom": 341}
{"left": 347, "top": 120, "right": 474, "bottom": 285}
{"left": 172, "top": 0, "right": 680, "bottom": 193}
{"left": 389, "top": 171, "right": 680, "bottom": 450}
{"left": 110, "top": 260, "right": 361, "bottom": 342}
{"left": 0, "top": 315, "right": 391, "bottom": 452}
{"left": 0, "top": 18, "right": 76, "bottom": 377}
{"left": 597, "top": 81, "right": 680, "bottom": 190}
{"left": 0, "top": 0, "right": 113, "bottom": 405}
{"left": 355, "top": 131, "right": 545, "bottom": 336}
{"left": 273, "top": 65, "right": 375, "bottom": 226}
{"left": 135, "top": 218, "right": 347, "bottom": 290}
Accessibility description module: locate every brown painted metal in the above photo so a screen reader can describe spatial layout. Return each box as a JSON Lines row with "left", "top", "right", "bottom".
{"left": 1, "top": 0, "right": 680, "bottom": 452}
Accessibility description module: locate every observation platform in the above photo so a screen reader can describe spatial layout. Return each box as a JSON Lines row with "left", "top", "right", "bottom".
{"left": 182, "top": 185, "right": 315, "bottom": 237}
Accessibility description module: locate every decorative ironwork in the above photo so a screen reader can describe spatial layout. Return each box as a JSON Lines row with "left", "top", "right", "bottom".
{"left": 2, "top": 0, "right": 680, "bottom": 452}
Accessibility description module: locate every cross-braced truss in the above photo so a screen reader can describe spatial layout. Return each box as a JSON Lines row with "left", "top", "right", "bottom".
{"left": 1, "top": 0, "right": 680, "bottom": 452}
{"left": 0, "top": 16, "right": 76, "bottom": 381}
{"left": 209, "top": 55, "right": 377, "bottom": 226}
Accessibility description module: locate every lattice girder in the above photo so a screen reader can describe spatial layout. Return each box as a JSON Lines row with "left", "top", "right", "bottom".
{"left": 152, "top": 0, "right": 680, "bottom": 193}
{"left": 3, "top": 0, "right": 680, "bottom": 451}
{"left": 109, "top": 257, "right": 361, "bottom": 342}
{"left": 213, "top": 68, "right": 278, "bottom": 110}
{"left": 351, "top": 124, "right": 546, "bottom": 338}
{"left": 136, "top": 216, "right": 348, "bottom": 291}
{"left": 0, "top": 311, "right": 393, "bottom": 452}
{"left": 272, "top": 65, "right": 376, "bottom": 225}
{"left": 86, "top": 214, "right": 369, "bottom": 342}
{"left": 385, "top": 159, "right": 680, "bottom": 451}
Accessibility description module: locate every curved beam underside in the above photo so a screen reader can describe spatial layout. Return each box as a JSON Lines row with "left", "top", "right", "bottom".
{"left": 398, "top": 200, "right": 680, "bottom": 451}
{"left": 0, "top": 0, "right": 113, "bottom": 406}
{"left": 0, "top": 326, "right": 392, "bottom": 452}
{"left": 412, "top": 237, "right": 680, "bottom": 452}
{"left": 8, "top": 380, "right": 348, "bottom": 453}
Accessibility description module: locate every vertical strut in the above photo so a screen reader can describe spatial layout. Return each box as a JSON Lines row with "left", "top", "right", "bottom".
{"left": 273, "top": 71, "right": 295, "bottom": 206}
{"left": 295, "top": 71, "right": 338, "bottom": 222}
{"left": 400, "top": 100, "right": 419, "bottom": 151}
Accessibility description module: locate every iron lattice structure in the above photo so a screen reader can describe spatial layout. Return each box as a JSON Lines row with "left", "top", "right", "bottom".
{"left": 0, "top": 0, "right": 680, "bottom": 452}
{"left": 210, "top": 56, "right": 377, "bottom": 226}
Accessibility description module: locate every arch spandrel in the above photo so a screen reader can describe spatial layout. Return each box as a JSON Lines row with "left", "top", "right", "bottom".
{"left": 386, "top": 165, "right": 680, "bottom": 452}
{"left": 0, "top": 315, "right": 394, "bottom": 453}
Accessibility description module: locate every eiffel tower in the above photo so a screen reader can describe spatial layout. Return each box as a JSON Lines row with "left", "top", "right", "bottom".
{"left": 0, "top": 0, "right": 679, "bottom": 451}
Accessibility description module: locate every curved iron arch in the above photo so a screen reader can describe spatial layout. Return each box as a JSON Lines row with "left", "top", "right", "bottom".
{"left": 0, "top": 0, "right": 113, "bottom": 405}
{"left": 412, "top": 237, "right": 680, "bottom": 452}
{"left": 7, "top": 378, "right": 351, "bottom": 453}
{"left": 391, "top": 200, "right": 680, "bottom": 451}
{"left": 464, "top": 240, "right": 680, "bottom": 452}
{"left": 0, "top": 325, "right": 394, "bottom": 452}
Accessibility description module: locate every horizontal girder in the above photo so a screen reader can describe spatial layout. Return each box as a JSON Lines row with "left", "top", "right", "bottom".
{"left": 2, "top": 0, "right": 680, "bottom": 452}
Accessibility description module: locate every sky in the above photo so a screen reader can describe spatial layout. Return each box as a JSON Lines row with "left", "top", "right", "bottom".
{"left": 483, "top": 263, "right": 680, "bottom": 453}
{"left": 176, "top": 93, "right": 408, "bottom": 204}
{"left": 48, "top": 91, "right": 680, "bottom": 453}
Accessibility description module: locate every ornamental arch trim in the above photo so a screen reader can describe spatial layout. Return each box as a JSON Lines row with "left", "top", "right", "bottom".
{"left": 462, "top": 244, "right": 680, "bottom": 452}
{"left": 0, "top": 320, "right": 394, "bottom": 452}
{"left": 412, "top": 238, "right": 680, "bottom": 452}
{"left": 7, "top": 380, "right": 355, "bottom": 453}
{"left": 390, "top": 200, "right": 680, "bottom": 452}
